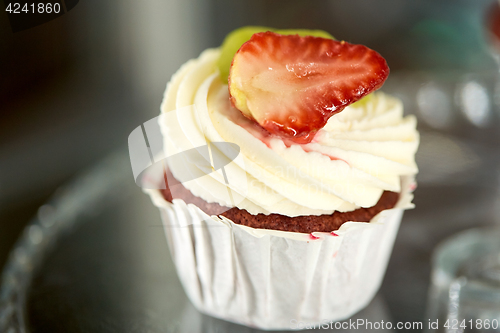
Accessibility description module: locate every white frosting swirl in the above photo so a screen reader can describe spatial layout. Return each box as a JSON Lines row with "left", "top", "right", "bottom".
{"left": 160, "top": 48, "right": 419, "bottom": 217}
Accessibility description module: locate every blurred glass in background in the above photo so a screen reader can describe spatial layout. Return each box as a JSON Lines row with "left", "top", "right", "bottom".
{"left": 426, "top": 227, "right": 500, "bottom": 333}
{"left": 1, "top": 0, "right": 500, "bottom": 328}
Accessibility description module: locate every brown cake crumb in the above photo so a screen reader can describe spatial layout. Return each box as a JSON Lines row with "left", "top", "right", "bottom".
{"left": 161, "top": 170, "right": 399, "bottom": 234}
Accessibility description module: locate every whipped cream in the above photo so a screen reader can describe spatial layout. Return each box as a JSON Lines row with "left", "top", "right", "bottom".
{"left": 160, "top": 48, "right": 419, "bottom": 217}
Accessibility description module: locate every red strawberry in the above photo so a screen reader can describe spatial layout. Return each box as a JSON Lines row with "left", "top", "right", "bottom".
{"left": 228, "top": 31, "right": 389, "bottom": 143}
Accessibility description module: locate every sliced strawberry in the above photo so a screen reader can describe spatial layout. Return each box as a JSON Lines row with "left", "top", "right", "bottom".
{"left": 228, "top": 31, "right": 389, "bottom": 143}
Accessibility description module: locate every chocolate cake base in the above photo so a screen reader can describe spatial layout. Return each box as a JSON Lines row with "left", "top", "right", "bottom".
{"left": 161, "top": 170, "right": 399, "bottom": 234}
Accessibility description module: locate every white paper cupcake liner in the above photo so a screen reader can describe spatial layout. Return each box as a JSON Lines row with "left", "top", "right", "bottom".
{"left": 145, "top": 169, "right": 414, "bottom": 330}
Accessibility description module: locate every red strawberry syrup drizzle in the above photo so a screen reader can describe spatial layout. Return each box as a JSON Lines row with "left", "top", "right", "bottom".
{"left": 309, "top": 233, "right": 320, "bottom": 240}
{"left": 300, "top": 145, "right": 347, "bottom": 163}
{"left": 224, "top": 100, "right": 347, "bottom": 163}
{"left": 309, "top": 231, "right": 340, "bottom": 240}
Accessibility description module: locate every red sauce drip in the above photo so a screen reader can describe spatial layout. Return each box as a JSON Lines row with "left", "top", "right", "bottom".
{"left": 224, "top": 99, "right": 346, "bottom": 162}
{"left": 331, "top": 231, "right": 339, "bottom": 236}
{"left": 309, "top": 233, "right": 320, "bottom": 240}
{"left": 301, "top": 145, "right": 346, "bottom": 163}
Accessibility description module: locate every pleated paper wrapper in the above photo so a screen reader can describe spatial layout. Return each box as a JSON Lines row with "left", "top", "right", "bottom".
{"left": 144, "top": 169, "right": 414, "bottom": 330}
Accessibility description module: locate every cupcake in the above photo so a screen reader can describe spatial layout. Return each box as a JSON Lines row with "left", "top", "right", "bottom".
{"left": 144, "top": 27, "right": 419, "bottom": 330}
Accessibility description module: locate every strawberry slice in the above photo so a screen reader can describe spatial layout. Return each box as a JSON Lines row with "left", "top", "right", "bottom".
{"left": 228, "top": 31, "right": 389, "bottom": 143}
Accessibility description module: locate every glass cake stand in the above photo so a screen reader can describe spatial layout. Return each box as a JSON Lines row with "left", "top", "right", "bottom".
{"left": 0, "top": 138, "right": 499, "bottom": 332}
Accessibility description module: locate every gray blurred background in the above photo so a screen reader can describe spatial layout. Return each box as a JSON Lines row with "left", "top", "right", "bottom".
{"left": 2, "top": 0, "right": 500, "bottom": 328}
